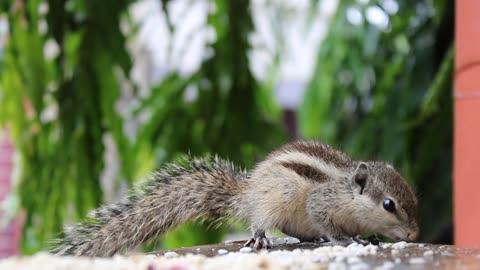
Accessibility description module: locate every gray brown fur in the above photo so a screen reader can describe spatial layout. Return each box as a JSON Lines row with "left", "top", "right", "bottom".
{"left": 53, "top": 156, "right": 246, "bottom": 257}
{"left": 53, "top": 141, "right": 419, "bottom": 257}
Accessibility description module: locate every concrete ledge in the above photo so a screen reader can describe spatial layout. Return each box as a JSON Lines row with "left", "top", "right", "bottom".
{"left": 1, "top": 238, "right": 480, "bottom": 269}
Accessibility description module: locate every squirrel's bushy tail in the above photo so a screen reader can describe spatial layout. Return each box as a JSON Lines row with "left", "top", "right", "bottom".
{"left": 52, "top": 156, "right": 246, "bottom": 257}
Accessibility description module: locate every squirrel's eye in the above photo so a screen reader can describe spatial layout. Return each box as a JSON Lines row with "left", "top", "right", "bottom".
{"left": 383, "top": 199, "right": 396, "bottom": 213}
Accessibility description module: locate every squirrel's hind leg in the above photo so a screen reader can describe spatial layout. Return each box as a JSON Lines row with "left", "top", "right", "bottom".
{"left": 244, "top": 230, "right": 273, "bottom": 250}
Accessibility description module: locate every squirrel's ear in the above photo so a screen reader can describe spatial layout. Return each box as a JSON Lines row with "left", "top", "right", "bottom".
{"left": 353, "top": 162, "right": 368, "bottom": 195}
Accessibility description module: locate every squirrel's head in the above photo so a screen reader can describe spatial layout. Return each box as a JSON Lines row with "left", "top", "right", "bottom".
{"left": 351, "top": 161, "right": 419, "bottom": 242}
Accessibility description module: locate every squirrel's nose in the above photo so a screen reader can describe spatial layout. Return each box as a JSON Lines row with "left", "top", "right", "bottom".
{"left": 407, "top": 228, "right": 420, "bottom": 242}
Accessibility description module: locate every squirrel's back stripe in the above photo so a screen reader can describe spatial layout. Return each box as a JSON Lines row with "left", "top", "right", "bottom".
{"left": 268, "top": 141, "right": 352, "bottom": 168}
{"left": 279, "top": 161, "right": 329, "bottom": 183}
{"left": 270, "top": 150, "right": 351, "bottom": 181}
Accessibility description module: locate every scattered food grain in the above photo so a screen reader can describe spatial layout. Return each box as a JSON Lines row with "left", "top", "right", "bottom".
{"left": 391, "top": 241, "right": 407, "bottom": 249}
{"left": 424, "top": 250, "right": 434, "bottom": 256}
{"left": 239, "top": 247, "right": 253, "bottom": 253}
{"left": 164, "top": 252, "right": 178, "bottom": 258}
{"left": 409, "top": 257, "right": 426, "bottom": 264}
{"left": 217, "top": 249, "right": 228, "bottom": 255}
{"left": 376, "top": 261, "right": 395, "bottom": 270}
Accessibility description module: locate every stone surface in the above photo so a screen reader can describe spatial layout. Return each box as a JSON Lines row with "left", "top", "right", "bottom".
{"left": 1, "top": 238, "right": 480, "bottom": 269}
{"left": 150, "top": 238, "right": 480, "bottom": 269}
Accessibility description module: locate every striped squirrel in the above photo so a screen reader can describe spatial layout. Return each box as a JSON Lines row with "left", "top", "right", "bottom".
{"left": 53, "top": 141, "right": 419, "bottom": 256}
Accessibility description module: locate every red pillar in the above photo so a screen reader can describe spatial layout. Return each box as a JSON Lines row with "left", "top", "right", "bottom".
{"left": 454, "top": 0, "right": 480, "bottom": 247}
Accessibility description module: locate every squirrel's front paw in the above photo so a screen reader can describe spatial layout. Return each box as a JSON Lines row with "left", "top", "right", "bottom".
{"left": 244, "top": 237, "right": 273, "bottom": 250}
{"left": 351, "top": 235, "right": 380, "bottom": 246}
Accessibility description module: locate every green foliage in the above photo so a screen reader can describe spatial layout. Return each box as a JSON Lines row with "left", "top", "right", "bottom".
{"left": 299, "top": 0, "right": 453, "bottom": 242}
{"left": 0, "top": 0, "right": 285, "bottom": 253}
{"left": 1, "top": 0, "right": 134, "bottom": 253}
{"left": 0, "top": 0, "right": 454, "bottom": 254}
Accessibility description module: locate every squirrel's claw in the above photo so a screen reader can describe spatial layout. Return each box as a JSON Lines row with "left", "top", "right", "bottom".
{"left": 244, "top": 237, "right": 273, "bottom": 250}
{"left": 352, "top": 235, "right": 370, "bottom": 245}
{"left": 351, "top": 235, "right": 380, "bottom": 246}
{"left": 367, "top": 235, "right": 381, "bottom": 245}
{"left": 244, "top": 238, "right": 255, "bottom": 247}
{"left": 315, "top": 236, "right": 330, "bottom": 243}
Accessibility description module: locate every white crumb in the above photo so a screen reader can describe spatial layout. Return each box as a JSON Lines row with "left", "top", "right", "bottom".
{"left": 0, "top": 242, "right": 397, "bottom": 270}
{"left": 239, "top": 247, "right": 253, "bottom": 253}
{"left": 164, "top": 251, "right": 178, "bottom": 258}
{"left": 418, "top": 243, "right": 425, "bottom": 248}
{"left": 441, "top": 251, "right": 453, "bottom": 256}
{"left": 394, "top": 258, "right": 401, "bottom": 264}
{"left": 347, "top": 243, "right": 358, "bottom": 248}
{"left": 423, "top": 250, "right": 434, "bottom": 256}
{"left": 347, "top": 256, "right": 361, "bottom": 264}
{"left": 344, "top": 243, "right": 378, "bottom": 256}
{"left": 391, "top": 249, "right": 399, "bottom": 256}
{"left": 376, "top": 261, "right": 395, "bottom": 269}
{"left": 380, "top": 243, "right": 392, "bottom": 248}
{"left": 391, "top": 241, "right": 407, "bottom": 249}
{"left": 349, "top": 263, "right": 369, "bottom": 270}
{"left": 292, "top": 248, "right": 302, "bottom": 254}
{"left": 328, "top": 262, "right": 347, "bottom": 270}
{"left": 281, "top": 237, "right": 299, "bottom": 244}
{"left": 217, "top": 249, "right": 228, "bottom": 255}
{"left": 145, "top": 254, "right": 157, "bottom": 260}
{"left": 409, "top": 257, "right": 426, "bottom": 264}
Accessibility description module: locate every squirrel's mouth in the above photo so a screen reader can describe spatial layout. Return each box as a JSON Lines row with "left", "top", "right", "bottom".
{"left": 384, "top": 227, "right": 409, "bottom": 242}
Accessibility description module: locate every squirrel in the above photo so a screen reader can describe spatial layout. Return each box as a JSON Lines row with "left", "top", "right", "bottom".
{"left": 52, "top": 140, "right": 419, "bottom": 257}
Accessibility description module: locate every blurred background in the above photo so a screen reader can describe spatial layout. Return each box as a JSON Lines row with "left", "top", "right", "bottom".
{"left": 0, "top": 0, "right": 453, "bottom": 256}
